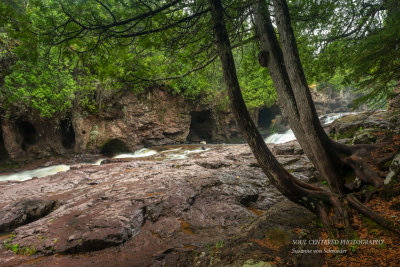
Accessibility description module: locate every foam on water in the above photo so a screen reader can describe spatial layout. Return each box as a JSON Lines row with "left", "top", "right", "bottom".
{"left": 113, "top": 148, "right": 158, "bottom": 159}
{"left": 265, "top": 129, "right": 296, "bottom": 144}
{"left": 92, "top": 158, "right": 105, "bottom": 165}
{"left": 0, "top": 164, "right": 70, "bottom": 182}
{"left": 264, "top": 112, "right": 355, "bottom": 144}
{"left": 320, "top": 112, "right": 356, "bottom": 125}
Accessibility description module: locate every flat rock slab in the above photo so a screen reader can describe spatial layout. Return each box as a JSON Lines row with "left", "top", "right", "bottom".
{"left": 0, "top": 144, "right": 316, "bottom": 266}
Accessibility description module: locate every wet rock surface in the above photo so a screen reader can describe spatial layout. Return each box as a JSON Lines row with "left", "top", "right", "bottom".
{"left": 0, "top": 199, "right": 60, "bottom": 232}
{"left": 329, "top": 111, "right": 390, "bottom": 138}
{"left": 0, "top": 143, "right": 319, "bottom": 266}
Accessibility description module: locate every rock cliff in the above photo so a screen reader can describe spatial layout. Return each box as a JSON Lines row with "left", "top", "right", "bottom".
{"left": 0, "top": 89, "right": 253, "bottom": 162}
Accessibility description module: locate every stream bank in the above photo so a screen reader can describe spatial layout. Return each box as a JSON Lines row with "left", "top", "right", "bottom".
{"left": 0, "top": 109, "right": 399, "bottom": 266}
{"left": 0, "top": 86, "right": 363, "bottom": 165}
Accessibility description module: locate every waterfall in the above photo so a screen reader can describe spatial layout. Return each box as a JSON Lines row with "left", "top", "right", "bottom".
{"left": 264, "top": 112, "right": 355, "bottom": 144}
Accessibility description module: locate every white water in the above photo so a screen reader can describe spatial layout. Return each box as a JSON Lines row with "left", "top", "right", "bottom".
{"left": 0, "top": 164, "right": 70, "bottom": 182}
{"left": 264, "top": 112, "right": 354, "bottom": 144}
{"left": 265, "top": 129, "right": 296, "bottom": 144}
{"left": 320, "top": 112, "right": 356, "bottom": 125}
{"left": 113, "top": 148, "right": 158, "bottom": 159}
{"left": 0, "top": 112, "right": 353, "bottom": 182}
{"left": 0, "top": 146, "right": 209, "bottom": 182}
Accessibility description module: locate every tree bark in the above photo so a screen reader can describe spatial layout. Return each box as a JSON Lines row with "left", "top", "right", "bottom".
{"left": 208, "top": 0, "right": 398, "bottom": 236}
{"left": 253, "top": 0, "right": 348, "bottom": 194}
{"left": 207, "top": 0, "right": 346, "bottom": 219}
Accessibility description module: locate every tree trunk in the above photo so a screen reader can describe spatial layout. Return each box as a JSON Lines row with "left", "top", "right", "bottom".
{"left": 253, "top": 0, "right": 384, "bottom": 193}
{"left": 207, "top": 0, "right": 399, "bottom": 237}
{"left": 253, "top": 0, "right": 348, "bottom": 194}
{"left": 207, "top": 0, "right": 348, "bottom": 220}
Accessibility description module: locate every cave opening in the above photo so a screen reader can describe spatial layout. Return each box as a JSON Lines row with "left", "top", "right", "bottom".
{"left": 18, "top": 121, "right": 38, "bottom": 151}
{"left": 257, "top": 107, "right": 276, "bottom": 130}
{"left": 101, "top": 139, "right": 130, "bottom": 157}
{"left": 60, "top": 119, "right": 75, "bottom": 149}
{"left": 187, "top": 110, "right": 214, "bottom": 142}
{"left": 0, "top": 126, "right": 9, "bottom": 161}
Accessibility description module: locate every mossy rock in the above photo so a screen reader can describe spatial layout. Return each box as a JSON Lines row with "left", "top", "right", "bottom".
{"left": 352, "top": 129, "right": 378, "bottom": 144}
{"left": 242, "top": 259, "right": 276, "bottom": 267}
{"left": 264, "top": 228, "right": 291, "bottom": 247}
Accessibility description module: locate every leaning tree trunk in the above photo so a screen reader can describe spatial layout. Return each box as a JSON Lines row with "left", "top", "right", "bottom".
{"left": 253, "top": 0, "right": 384, "bottom": 193}
{"left": 207, "top": 0, "right": 355, "bottom": 234}
{"left": 207, "top": 0, "right": 400, "bottom": 236}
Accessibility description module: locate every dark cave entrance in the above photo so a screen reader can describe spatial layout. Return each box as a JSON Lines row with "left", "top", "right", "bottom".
{"left": 187, "top": 110, "right": 214, "bottom": 142}
{"left": 60, "top": 119, "right": 75, "bottom": 149}
{"left": 257, "top": 107, "right": 277, "bottom": 130}
{"left": 0, "top": 125, "right": 9, "bottom": 161}
{"left": 101, "top": 139, "right": 130, "bottom": 157}
{"left": 18, "top": 121, "right": 38, "bottom": 151}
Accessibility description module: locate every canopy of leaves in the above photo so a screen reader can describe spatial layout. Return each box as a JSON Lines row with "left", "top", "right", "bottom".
{"left": 289, "top": 0, "right": 399, "bottom": 108}
{"left": 1, "top": 0, "right": 397, "bottom": 118}
{"left": 0, "top": 0, "right": 278, "bottom": 118}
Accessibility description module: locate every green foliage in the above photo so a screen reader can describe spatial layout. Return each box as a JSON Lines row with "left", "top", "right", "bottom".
{"left": 2, "top": 0, "right": 396, "bottom": 119}
{"left": 296, "top": 0, "right": 400, "bottom": 108}
{"left": 2, "top": 234, "right": 36, "bottom": 255}
{"left": 349, "top": 11, "right": 400, "bottom": 109}
{"left": 236, "top": 43, "right": 277, "bottom": 109}
{"left": 2, "top": 57, "right": 75, "bottom": 117}
{"left": 0, "top": 0, "right": 279, "bottom": 117}
{"left": 215, "top": 239, "right": 224, "bottom": 250}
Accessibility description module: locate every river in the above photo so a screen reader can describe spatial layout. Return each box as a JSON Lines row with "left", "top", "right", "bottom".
{"left": 0, "top": 112, "right": 353, "bottom": 182}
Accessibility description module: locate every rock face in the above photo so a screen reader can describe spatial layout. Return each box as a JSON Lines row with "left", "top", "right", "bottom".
{"left": 0, "top": 199, "right": 60, "bottom": 232}
{"left": 72, "top": 90, "right": 193, "bottom": 153}
{"left": 0, "top": 89, "right": 256, "bottom": 161}
{"left": 0, "top": 85, "right": 358, "bottom": 162}
{"left": 1, "top": 118, "right": 67, "bottom": 161}
{"left": 328, "top": 111, "right": 391, "bottom": 141}
{"left": 311, "top": 87, "right": 366, "bottom": 115}
{"left": 0, "top": 143, "right": 318, "bottom": 266}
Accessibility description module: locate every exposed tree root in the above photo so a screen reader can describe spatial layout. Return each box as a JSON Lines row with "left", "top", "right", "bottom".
{"left": 330, "top": 140, "right": 386, "bottom": 190}
{"left": 293, "top": 177, "right": 400, "bottom": 237}
{"left": 343, "top": 154, "right": 384, "bottom": 188}
{"left": 376, "top": 149, "right": 399, "bottom": 168}
{"left": 347, "top": 194, "right": 400, "bottom": 235}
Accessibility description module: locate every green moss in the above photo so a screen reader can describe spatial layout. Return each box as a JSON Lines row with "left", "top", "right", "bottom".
{"left": 3, "top": 234, "right": 36, "bottom": 255}
{"left": 343, "top": 171, "right": 357, "bottom": 183}
{"left": 0, "top": 162, "right": 19, "bottom": 171}
{"left": 384, "top": 160, "right": 393, "bottom": 167}
{"left": 264, "top": 228, "right": 290, "bottom": 246}
{"left": 360, "top": 214, "right": 390, "bottom": 233}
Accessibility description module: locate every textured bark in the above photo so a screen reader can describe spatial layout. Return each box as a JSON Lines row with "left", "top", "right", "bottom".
{"left": 208, "top": 0, "right": 398, "bottom": 236}
{"left": 208, "top": 0, "right": 342, "bottom": 217}
{"left": 253, "top": 0, "right": 347, "bottom": 194}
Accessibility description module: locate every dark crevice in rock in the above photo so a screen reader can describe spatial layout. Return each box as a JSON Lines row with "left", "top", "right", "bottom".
{"left": 187, "top": 110, "right": 214, "bottom": 142}
{"left": 18, "top": 121, "right": 38, "bottom": 151}
{"left": 257, "top": 106, "right": 280, "bottom": 130}
{"left": 60, "top": 116, "right": 75, "bottom": 150}
{"left": 0, "top": 199, "right": 60, "bottom": 232}
{"left": 100, "top": 139, "right": 130, "bottom": 157}
{"left": 240, "top": 194, "right": 259, "bottom": 207}
{"left": 63, "top": 237, "right": 125, "bottom": 254}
